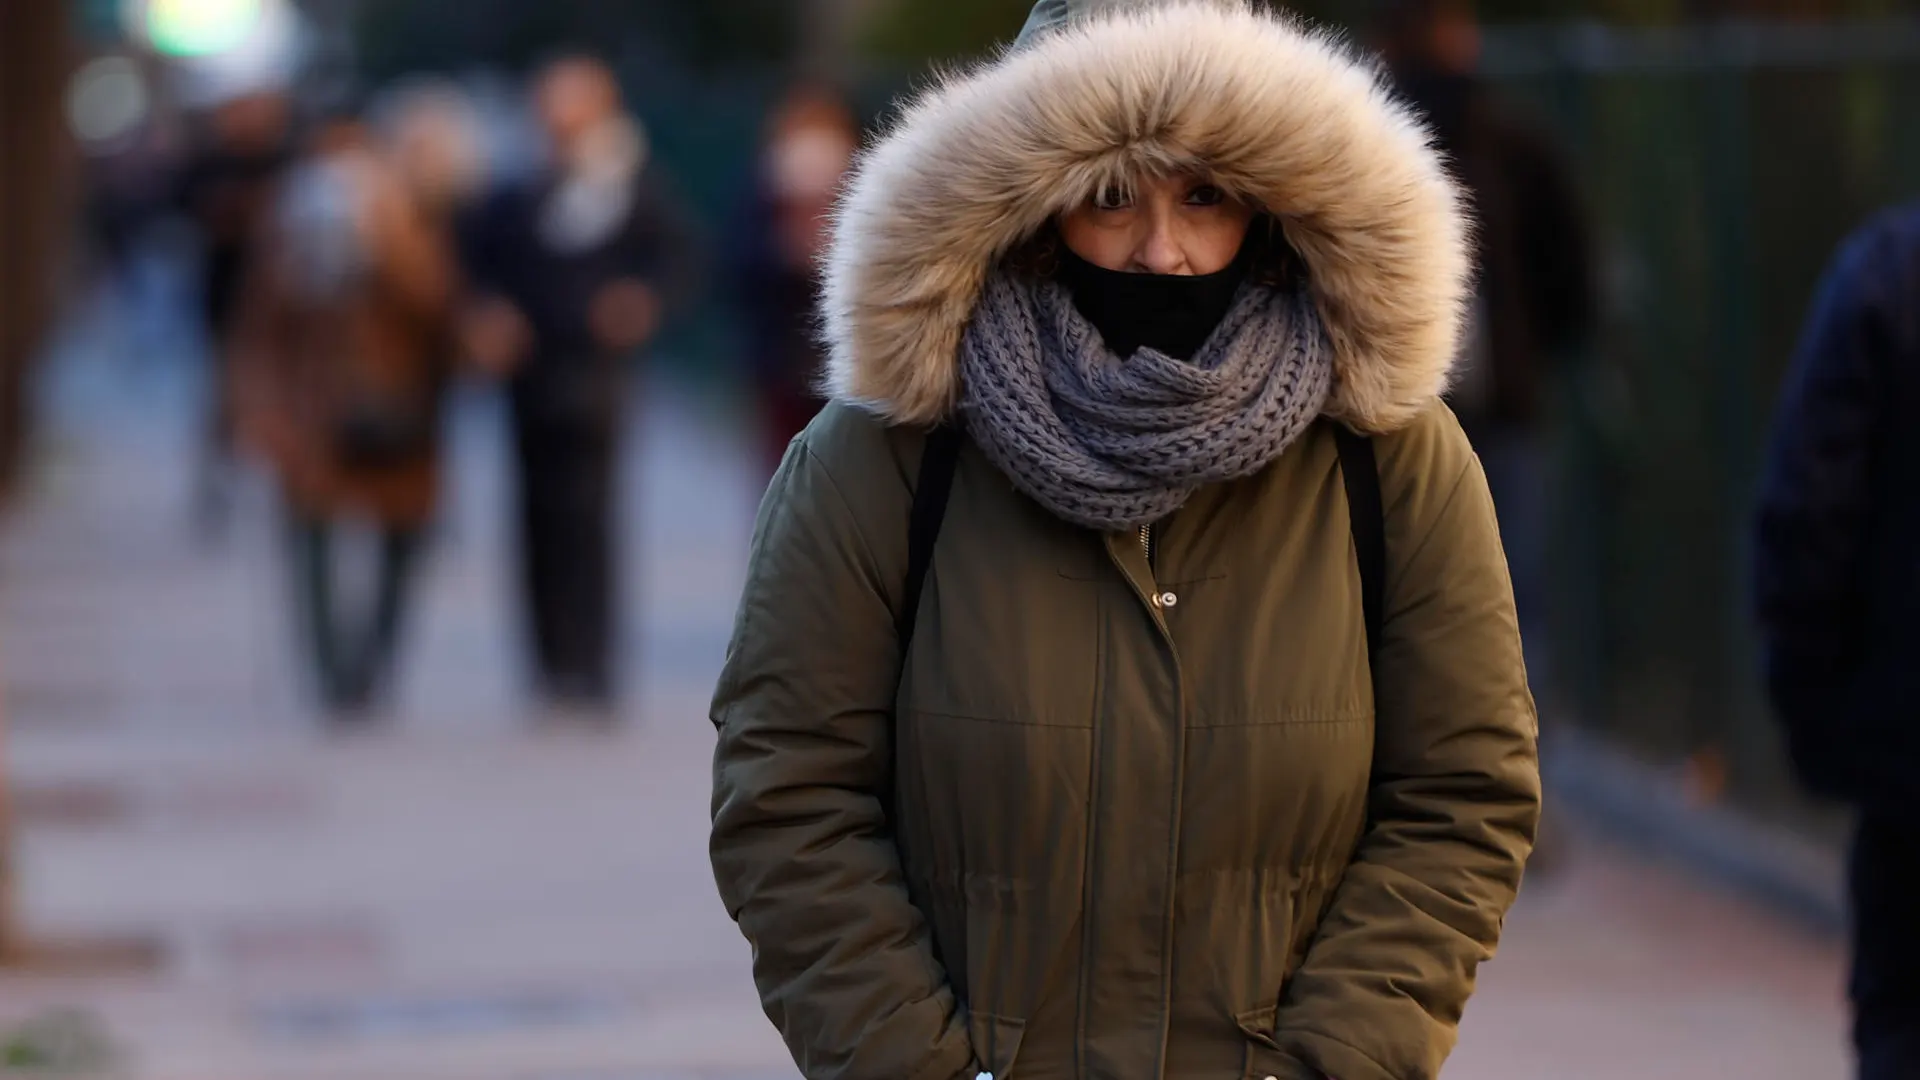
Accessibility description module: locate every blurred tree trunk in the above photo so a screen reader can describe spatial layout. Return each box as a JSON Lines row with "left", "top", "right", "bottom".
{"left": 0, "top": 0, "right": 72, "bottom": 964}
{"left": 0, "top": 0, "right": 72, "bottom": 507}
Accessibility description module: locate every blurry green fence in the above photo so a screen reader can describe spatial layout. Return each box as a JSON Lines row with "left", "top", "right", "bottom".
{"left": 1480, "top": 18, "right": 1920, "bottom": 834}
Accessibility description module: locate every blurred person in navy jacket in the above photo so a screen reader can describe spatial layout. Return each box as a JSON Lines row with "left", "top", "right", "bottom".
{"left": 460, "top": 56, "right": 698, "bottom": 712}
{"left": 1754, "top": 202, "right": 1920, "bottom": 1080}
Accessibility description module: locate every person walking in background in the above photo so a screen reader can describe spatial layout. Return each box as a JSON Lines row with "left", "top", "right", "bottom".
{"left": 1373, "top": 0, "right": 1597, "bottom": 700}
{"left": 228, "top": 96, "right": 474, "bottom": 718}
{"left": 724, "top": 83, "right": 859, "bottom": 478}
{"left": 173, "top": 86, "right": 295, "bottom": 539}
{"left": 460, "top": 56, "right": 698, "bottom": 714}
{"left": 1754, "top": 203, "right": 1920, "bottom": 1080}
{"left": 710, "top": 2, "right": 1540, "bottom": 1078}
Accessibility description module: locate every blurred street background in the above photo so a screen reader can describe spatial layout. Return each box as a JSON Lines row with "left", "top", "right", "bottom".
{"left": 1, "top": 0, "right": 1915, "bottom": 1076}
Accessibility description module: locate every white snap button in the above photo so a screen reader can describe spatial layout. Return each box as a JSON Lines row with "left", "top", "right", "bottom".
{"left": 1158, "top": 590, "right": 1178, "bottom": 608}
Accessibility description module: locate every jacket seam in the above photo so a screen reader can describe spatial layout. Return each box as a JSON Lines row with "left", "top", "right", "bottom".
{"left": 904, "top": 707, "right": 1094, "bottom": 729}
{"left": 1073, "top": 589, "right": 1109, "bottom": 1077}
{"left": 1185, "top": 710, "right": 1371, "bottom": 727}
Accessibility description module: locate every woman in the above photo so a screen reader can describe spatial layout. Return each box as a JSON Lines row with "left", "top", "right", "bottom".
{"left": 709, "top": 4, "right": 1540, "bottom": 1079}
{"left": 230, "top": 94, "right": 474, "bottom": 716}
{"left": 726, "top": 82, "right": 861, "bottom": 477}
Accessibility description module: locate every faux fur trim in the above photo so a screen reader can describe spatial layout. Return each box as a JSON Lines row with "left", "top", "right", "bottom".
{"left": 821, "top": 1, "right": 1472, "bottom": 434}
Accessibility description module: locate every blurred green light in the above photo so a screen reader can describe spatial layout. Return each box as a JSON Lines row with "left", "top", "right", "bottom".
{"left": 143, "top": 0, "right": 263, "bottom": 57}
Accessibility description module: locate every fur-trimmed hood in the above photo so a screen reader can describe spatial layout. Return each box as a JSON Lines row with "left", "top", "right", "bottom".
{"left": 821, "top": 0, "right": 1472, "bottom": 434}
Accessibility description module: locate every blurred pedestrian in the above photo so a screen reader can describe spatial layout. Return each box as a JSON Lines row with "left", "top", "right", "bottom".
{"left": 725, "top": 83, "right": 859, "bottom": 477}
{"left": 710, "top": 3, "right": 1539, "bottom": 1078}
{"left": 1754, "top": 202, "right": 1920, "bottom": 1080}
{"left": 460, "top": 55, "right": 698, "bottom": 712}
{"left": 372, "top": 78, "right": 489, "bottom": 243}
{"left": 1372, "top": 0, "right": 1597, "bottom": 698}
{"left": 173, "top": 86, "right": 295, "bottom": 539}
{"left": 228, "top": 98, "right": 471, "bottom": 718}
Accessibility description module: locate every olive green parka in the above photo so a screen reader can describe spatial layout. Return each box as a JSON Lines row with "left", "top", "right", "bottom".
{"left": 711, "top": 4, "right": 1541, "bottom": 1079}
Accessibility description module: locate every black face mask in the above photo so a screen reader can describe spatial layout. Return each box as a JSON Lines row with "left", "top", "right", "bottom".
{"left": 1057, "top": 242, "right": 1251, "bottom": 362}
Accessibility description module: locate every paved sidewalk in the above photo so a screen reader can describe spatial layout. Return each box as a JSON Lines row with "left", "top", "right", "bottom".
{"left": 0, "top": 334, "right": 1850, "bottom": 1079}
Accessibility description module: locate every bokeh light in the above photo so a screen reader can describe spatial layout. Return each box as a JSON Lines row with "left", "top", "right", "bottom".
{"left": 66, "top": 55, "right": 152, "bottom": 146}
{"left": 129, "top": 0, "right": 264, "bottom": 58}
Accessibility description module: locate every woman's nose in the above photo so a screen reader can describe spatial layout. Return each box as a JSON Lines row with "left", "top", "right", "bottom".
{"left": 1133, "top": 206, "right": 1188, "bottom": 275}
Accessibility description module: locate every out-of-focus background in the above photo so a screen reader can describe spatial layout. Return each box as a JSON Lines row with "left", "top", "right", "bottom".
{"left": 0, "top": 0, "right": 1911, "bottom": 1076}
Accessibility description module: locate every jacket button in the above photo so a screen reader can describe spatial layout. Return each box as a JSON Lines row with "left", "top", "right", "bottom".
{"left": 1158, "top": 590, "right": 1178, "bottom": 608}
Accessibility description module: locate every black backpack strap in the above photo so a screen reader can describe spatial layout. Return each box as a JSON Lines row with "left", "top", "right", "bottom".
{"left": 1333, "top": 425, "right": 1385, "bottom": 663}
{"left": 898, "top": 424, "right": 964, "bottom": 651}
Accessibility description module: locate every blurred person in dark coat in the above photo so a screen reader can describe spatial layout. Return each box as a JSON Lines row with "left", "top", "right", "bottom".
{"left": 174, "top": 87, "right": 296, "bottom": 536}
{"left": 724, "top": 84, "right": 859, "bottom": 478}
{"left": 1373, "top": 0, "right": 1597, "bottom": 694}
{"left": 460, "top": 56, "right": 698, "bottom": 711}
{"left": 1754, "top": 203, "right": 1920, "bottom": 1080}
{"left": 229, "top": 95, "right": 476, "bottom": 718}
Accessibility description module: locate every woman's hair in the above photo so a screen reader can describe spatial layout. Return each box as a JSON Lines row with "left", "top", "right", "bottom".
{"left": 1003, "top": 212, "right": 1305, "bottom": 291}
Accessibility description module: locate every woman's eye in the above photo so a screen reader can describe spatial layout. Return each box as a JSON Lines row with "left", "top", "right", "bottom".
{"left": 1092, "top": 184, "right": 1131, "bottom": 211}
{"left": 1186, "top": 184, "right": 1225, "bottom": 207}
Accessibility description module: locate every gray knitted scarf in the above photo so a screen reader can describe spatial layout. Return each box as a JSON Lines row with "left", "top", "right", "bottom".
{"left": 958, "top": 270, "right": 1334, "bottom": 532}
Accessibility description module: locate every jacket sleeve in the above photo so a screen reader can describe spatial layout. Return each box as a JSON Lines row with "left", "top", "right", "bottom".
{"left": 709, "top": 427, "right": 975, "bottom": 1080}
{"left": 1266, "top": 407, "right": 1541, "bottom": 1080}
{"left": 1752, "top": 222, "right": 1898, "bottom": 765}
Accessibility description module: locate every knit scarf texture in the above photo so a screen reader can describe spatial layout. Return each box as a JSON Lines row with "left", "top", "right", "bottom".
{"left": 959, "top": 270, "right": 1334, "bottom": 532}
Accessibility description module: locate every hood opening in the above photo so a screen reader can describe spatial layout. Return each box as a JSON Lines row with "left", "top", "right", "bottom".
{"left": 821, "top": 0, "right": 1473, "bottom": 434}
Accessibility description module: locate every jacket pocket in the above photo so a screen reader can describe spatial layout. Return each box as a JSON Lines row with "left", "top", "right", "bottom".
{"left": 967, "top": 1011, "right": 1026, "bottom": 1079}
{"left": 1235, "top": 1004, "right": 1316, "bottom": 1080}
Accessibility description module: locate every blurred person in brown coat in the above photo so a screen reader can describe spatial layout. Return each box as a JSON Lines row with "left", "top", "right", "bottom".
{"left": 460, "top": 56, "right": 699, "bottom": 712}
{"left": 1373, "top": 0, "right": 1598, "bottom": 698}
{"left": 230, "top": 94, "right": 478, "bottom": 717}
{"left": 724, "top": 84, "right": 859, "bottom": 478}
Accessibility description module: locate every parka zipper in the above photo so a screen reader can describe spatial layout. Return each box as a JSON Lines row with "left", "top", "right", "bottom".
{"left": 1101, "top": 525, "right": 1188, "bottom": 1077}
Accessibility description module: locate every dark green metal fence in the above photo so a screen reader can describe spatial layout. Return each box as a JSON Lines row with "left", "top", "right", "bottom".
{"left": 1481, "top": 19, "right": 1920, "bottom": 834}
